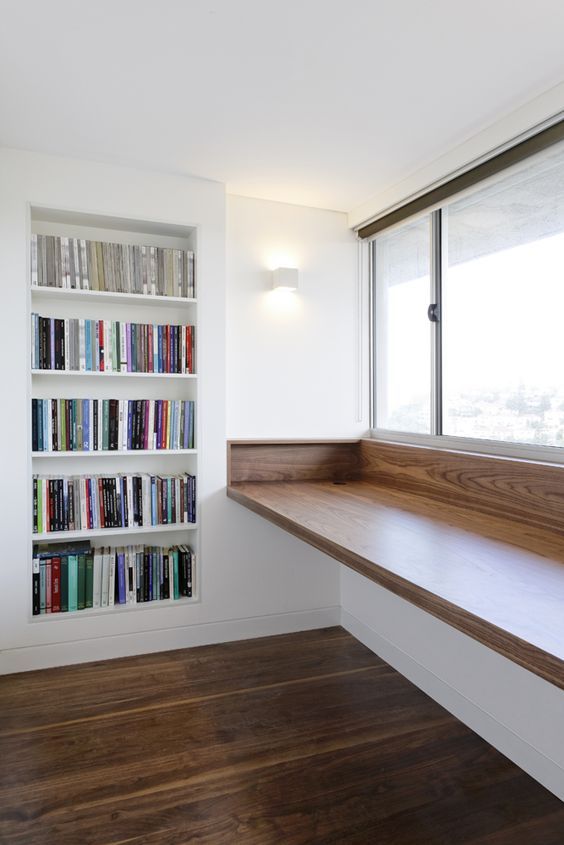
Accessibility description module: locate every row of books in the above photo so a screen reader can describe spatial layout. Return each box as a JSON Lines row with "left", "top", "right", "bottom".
{"left": 31, "top": 234, "right": 195, "bottom": 298}
{"left": 32, "top": 399, "right": 195, "bottom": 452}
{"left": 31, "top": 315, "right": 195, "bottom": 374}
{"left": 32, "top": 473, "right": 196, "bottom": 534}
{"left": 32, "top": 542, "right": 195, "bottom": 614}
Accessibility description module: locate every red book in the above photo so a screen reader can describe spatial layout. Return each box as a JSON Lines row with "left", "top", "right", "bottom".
{"left": 187, "top": 326, "right": 193, "bottom": 374}
{"left": 148, "top": 324, "right": 153, "bottom": 372}
{"left": 51, "top": 557, "right": 61, "bottom": 612}
{"left": 99, "top": 320, "right": 105, "bottom": 371}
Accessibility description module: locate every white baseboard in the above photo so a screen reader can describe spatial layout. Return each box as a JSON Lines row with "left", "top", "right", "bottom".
{"left": 0, "top": 606, "right": 340, "bottom": 674}
{"left": 341, "top": 608, "right": 564, "bottom": 802}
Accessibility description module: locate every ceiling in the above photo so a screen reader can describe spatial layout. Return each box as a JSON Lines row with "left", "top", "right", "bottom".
{"left": 1, "top": 0, "right": 564, "bottom": 214}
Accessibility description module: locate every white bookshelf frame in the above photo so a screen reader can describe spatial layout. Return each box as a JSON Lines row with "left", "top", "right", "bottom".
{"left": 29, "top": 207, "right": 201, "bottom": 619}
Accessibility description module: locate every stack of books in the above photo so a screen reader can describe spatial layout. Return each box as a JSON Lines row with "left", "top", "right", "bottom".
{"left": 32, "top": 542, "right": 195, "bottom": 614}
{"left": 32, "top": 473, "right": 197, "bottom": 533}
{"left": 31, "top": 234, "right": 195, "bottom": 298}
{"left": 32, "top": 398, "right": 195, "bottom": 451}
{"left": 31, "top": 315, "right": 195, "bottom": 374}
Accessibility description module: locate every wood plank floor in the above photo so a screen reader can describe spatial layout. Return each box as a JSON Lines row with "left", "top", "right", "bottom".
{"left": 0, "top": 628, "right": 563, "bottom": 845}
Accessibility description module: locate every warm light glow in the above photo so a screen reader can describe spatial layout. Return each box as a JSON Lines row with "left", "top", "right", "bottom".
{"left": 263, "top": 287, "right": 303, "bottom": 317}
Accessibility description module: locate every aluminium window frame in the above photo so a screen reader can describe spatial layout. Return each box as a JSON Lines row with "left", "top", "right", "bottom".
{"left": 368, "top": 195, "right": 564, "bottom": 466}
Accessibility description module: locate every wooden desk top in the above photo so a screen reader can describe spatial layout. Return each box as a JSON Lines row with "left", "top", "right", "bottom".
{"left": 228, "top": 477, "right": 564, "bottom": 689}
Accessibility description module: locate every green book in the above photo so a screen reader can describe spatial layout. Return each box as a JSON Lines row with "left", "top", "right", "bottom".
{"left": 102, "top": 399, "right": 109, "bottom": 450}
{"left": 173, "top": 550, "right": 180, "bottom": 600}
{"left": 85, "top": 553, "right": 94, "bottom": 608}
{"left": 60, "top": 555, "right": 69, "bottom": 612}
{"left": 59, "top": 399, "right": 66, "bottom": 451}
{"left": 78, "top": 554, "right": 86, "bottom": 610}
{"left": 68, "top": 555, "right": 78, "bottom": 612}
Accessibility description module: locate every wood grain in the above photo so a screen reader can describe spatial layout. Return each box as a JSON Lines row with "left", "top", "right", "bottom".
{"left": 359, "top": 438, "right": 564, "bottom": 535}
{"left": 227, "top": 440, "right": 360, "bottom": 484}
{"left": 1, "top": 628, "right": 563, "bottom": 845}
{"left": 228, "top": 479, "right": 564, "bottom": 689}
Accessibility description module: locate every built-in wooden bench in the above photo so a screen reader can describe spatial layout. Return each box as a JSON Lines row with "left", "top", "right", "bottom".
{"left": 227, "top": 439, "right": 564, "bottom": 690}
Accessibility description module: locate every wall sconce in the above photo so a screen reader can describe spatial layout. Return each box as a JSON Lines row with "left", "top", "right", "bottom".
{"left": 271, "top": 267, "right": 299, "bottom": 291}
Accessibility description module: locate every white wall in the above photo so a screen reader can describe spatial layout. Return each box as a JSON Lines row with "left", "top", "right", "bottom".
{"left": 0, "top": 150, "right": 342, "bottom": 673}
{"left": 227, "top": 194, "right": 367, "bottom": 438}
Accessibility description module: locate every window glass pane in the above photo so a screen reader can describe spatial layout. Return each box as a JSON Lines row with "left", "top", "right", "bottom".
{"left": 443, "top": 143, "right": 564, "bottom": 447}
{"left": 375, "top": 216, "right": 431, "bottom": 433}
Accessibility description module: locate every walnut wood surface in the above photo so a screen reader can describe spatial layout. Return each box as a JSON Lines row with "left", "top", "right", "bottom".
{"left": 228, "top": 440, "right": 360, "bottom": 484}
{"left": 360, "top": 438, "right": 564, "bottom": 535}
{"left": 228, "top": 479, "right": 564, "bottom": 689}
{"left": 1, "top": 627, "right": 563, "bottom": 844}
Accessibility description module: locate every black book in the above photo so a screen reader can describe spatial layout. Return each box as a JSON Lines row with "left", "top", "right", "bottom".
{"left": 162, "top": 478, "right": 168, "bottom": 524}
{"left": 136, "top": 550, "right": 142, "bottom": 602}
{"left": 68, "top": 480, "right": 75, "bottom": 530}
{"left": 93, "top": 399, "right": 98, "bottom": 451}
{"left": 143, "top": 553, "right": 149, "bottom": 602}
{"left": 32, "top": 399, "right": 38, "bottom": 451}
{"left": 57, "top": 318, "right": 65, "bottom": 369}
{"left": 135, "top": 399, "right": 142, "bottom": 449}
{"left": 33, "top": 477, "right": 38, "bottom": 533}
{"left": 163, "top": 553, "right": 170, "bottom": 599}
{"left": 32, "top": 558, "right": 40, "bottom": 615}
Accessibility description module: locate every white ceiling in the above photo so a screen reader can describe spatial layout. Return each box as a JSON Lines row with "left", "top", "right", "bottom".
{"left": 1, "top": 0, "right": 564, "bottom": 214}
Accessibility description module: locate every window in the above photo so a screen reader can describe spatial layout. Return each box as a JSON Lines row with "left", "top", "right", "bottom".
{"left": 372, "top": 136, "right": 564, "bottom": 451}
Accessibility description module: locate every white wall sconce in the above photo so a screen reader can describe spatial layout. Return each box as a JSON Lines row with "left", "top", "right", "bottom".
{"left": 271, "top": 267, "right": 299, "bottom": 291}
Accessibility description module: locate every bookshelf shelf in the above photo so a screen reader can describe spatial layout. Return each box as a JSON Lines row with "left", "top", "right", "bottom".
{"left": 34, "top": 523, "right": 198, "bottom": 542}
{"left": 31, "top": 370, "right": 197, "bottom": 379}
{"left": 32, "top": 449, "right": 197, "bottom": 458}
{"left": 30, "top": 594, "right": 199, "bottom": 622}
{"left": 30, "top": 286, "right": 197, "bottom": 307}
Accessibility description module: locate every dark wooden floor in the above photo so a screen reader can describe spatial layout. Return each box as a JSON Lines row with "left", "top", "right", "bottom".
{"left": 0, "top": 628, "right": 563, "bottom": 845}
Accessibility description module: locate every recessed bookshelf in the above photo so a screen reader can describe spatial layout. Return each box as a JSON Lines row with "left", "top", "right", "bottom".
{"left": 29, "top": 207, "right": 200, "bottom": 618}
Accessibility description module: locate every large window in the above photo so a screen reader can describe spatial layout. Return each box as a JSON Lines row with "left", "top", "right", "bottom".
{"left": 372, "top": 137, "right": 564, "bottom": 451}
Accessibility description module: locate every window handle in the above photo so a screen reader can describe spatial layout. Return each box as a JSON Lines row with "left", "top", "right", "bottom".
{"left": 428, "top": 303, "right": 440, "bottom": 322}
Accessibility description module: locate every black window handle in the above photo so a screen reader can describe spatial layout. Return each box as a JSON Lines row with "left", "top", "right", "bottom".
{"left": 428, "top": 303, "right": 440, "bottom": 322}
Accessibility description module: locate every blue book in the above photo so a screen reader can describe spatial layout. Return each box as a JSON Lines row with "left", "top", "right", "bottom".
{"left": 151, "top": 476, "right": 157, "bottom": 525}
{"left": 152, "top": 324, "right": 158, "bottom": 373}
{"left": 117, "top": 552, "right": 126, "bottom": 604}
{"left": 156, "top": 401, "right": 162, "bottom": 448}
{"left": 82, "top": 399, "right": 89, "bottom": 451}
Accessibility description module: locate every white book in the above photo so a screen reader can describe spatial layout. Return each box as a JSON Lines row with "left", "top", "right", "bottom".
{"left": 123, "top": 400, "right": 129, "bottom": 450}
{"left": 78, "top": 319, "right": 86, "bottom": 371}
{"left": 80, "top": 240, "right": 89, "bottom": 289}
{"left": 181, "top": 327, "right": 186, "bottom": 374}
{"left": 64, "top": 320, "right": 70, "bottom": 371}
{"left": 118, "top": 400, "right": 124, "bottom": 451}
{"left": 30, "top": 233, "right": 38, "bottom": 286}
{"left": 93, "top": 549, "right": 102, "bottom": 608}
{"left": 126, "top": 474, "right": 134, "bottom": 528}
{"left": 175, "top": 477, "right": 181, "bottom": 523}
{"left": 108, "top": 550, "right": 116, "bottom": 606}
{"left": 120, "top": 322, "right": 127, "bottom": 372}
{"left": 80, "top": 478, "right": 88, "bottom": 531}
{"left": 101, "top": 548, "right": 110, "bottom": 607}
{"left": 105, "top": 320, "right": 113, "bottom": 372}
{"left": 142, "top": 474, "right": 151, "bottom": 526}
